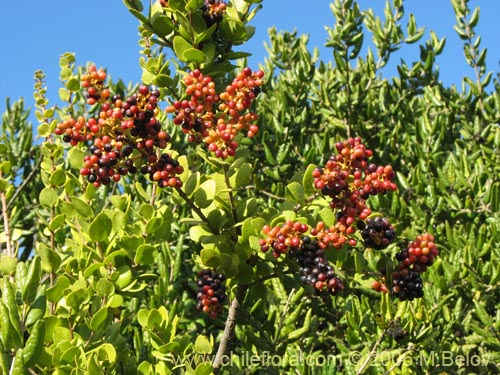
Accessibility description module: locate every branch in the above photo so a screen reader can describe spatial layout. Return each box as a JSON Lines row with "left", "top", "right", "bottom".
{"left": 212, "top": 284, "right": 247, "bottom": 373}
{"left": 223, "top": 165, "right": 238, "bottom": 225}
{"left": 6, "top": 153, "right": 42, "bottom": 211}
{"left": 355, "top": 329, "right": 386, "bottom": 375}
{"left": 0, "top": 172, "right": 13, "bottom": 257}
{"left": 174, "top": 186, "right": 219, "bottom": 234}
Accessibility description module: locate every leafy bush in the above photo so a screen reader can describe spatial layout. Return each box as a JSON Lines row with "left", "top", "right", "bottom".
{"left": 0, "top": 0, "right": 499, "bottom": 374}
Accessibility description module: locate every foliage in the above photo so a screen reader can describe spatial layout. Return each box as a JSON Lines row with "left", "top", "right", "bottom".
{"left": 0, "top": 0, "right": 499, "bottom": 374}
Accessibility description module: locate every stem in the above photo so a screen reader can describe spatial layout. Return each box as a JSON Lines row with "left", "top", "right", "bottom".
{"left": 355, "top": 329, "right": 386, "bottom": 375}
{"left": 460, "top": 0, "right": 485, "bottom": 112}
{"left": 212, "top": 284, "right": 247, "bottom": 373}
{"left": 6, "top": 153, "right": 42, "bottom": 211}
{"left": 0, "top": 172, "right": 13, "bottom": 257}
{"left": 245, "top": 185, "right": 287, "bottom": 201}
{"left": 174, "top": 186, "right": 219, "bottom": 234}
{"left": 223, "top": 165, "right": 238, "bottom": 224}
{"left": 273, "top": 288, "right": 296, "bottom": 345}
{"left": 383, "top": 344, "right": 414, "bottom": 375}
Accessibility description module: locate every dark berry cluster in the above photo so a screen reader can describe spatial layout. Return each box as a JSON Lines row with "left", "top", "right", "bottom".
{"left": 392, "top": 233, "right": 438, "bottom": 300}
{"left": 201, "top": 0, "right": 227, "bottom": 26}
{"left": 392, "top": 269, "right": 423, "bottom": 301}
{"left": 312, "top": 137, "right": 397, "bottom": 249}
{"left": 290, "top": 236, "right": 344, "bottom": 295}
{"left": 359, "top": 217, "right": 396, "bottom": 250}
{"left": 54, "top": 65, "right": 183, "bottom": 188}
{"left": 259, "top": 220, "right": 309, "bottom": 258}
{"left": 196, "top": 269, "right": 227, "bottom": 319}
{"left": 166, "top": 68, "right": 263, "bottom": 159}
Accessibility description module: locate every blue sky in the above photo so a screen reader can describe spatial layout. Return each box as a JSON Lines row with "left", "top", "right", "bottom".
{"left": 1, "top": 0, "right": 498, "bottom": 118}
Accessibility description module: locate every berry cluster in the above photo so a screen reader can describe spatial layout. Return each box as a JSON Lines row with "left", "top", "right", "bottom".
{"left": 290, "top": 236, "right": 344, "bottom": 295}
{"left": 259, "top": 220, "right": 309, "bottom": 258}
{"left": 201, "top": 0, "right": 227, "bottom": 26}
{"left": 80, "top": 65, "right": 110, "bottom": 105}
{"left": 166, "top": 68, "right": 263, "bottom": 159}
{"left": 196, "top": 269, "right": 227, "bottom": 319}
{"left": 54, "top": 65, "right": 184, "bottom": 188}
{"left": 312, "top": 137, "right": 397, "bottom": 248}
{"left": 392, "top": 233, "right": 438, "bottom": 301}
{"left": 359, "top": 217, "right": 396, "bottom": 250}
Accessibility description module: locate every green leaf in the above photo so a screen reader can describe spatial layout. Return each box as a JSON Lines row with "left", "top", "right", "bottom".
{"left": 302, "top": 164, "right": 316, "bottom": 195}
{"left": 48, "top": 214, "right": 66, "bottom": 232}
{"left": 46, "top": 275, "right": 70, "bottom": 302}
{"left": 135, "top": 244, "right": 156, "bottom": 265}
{"left": 173, "top": 36, "right": 192, "bottom": 62}
{"left": 194, "top": 180, "right": 217, "bottom": 208}
{"left": 65, "top": 288, "right": 90, "bottom": 309}
{"left": 286, "top": 182, "right": 306, "bottom": 205}
{"left": 95, "top": 279, "right": 115, "bottom": 297}
{"left": 59, "top": 87, "right": 70, "bottom": 102}
{"left": 25, "top": 287, "right": 46, "bottom": 327}
{"left": 22, "top": 256, "right": 41, "bottom": 304}
{"left": 0, "top": 256, "right": 17, "bottom": 275}
{"left": 49, "top": 169, "right": 66, "bottom": 186}
{"left": 0, "top": 161, "right": 10, "bottom": 174}
{"left": 66, "top": 78, "right": 79, "bottom": 91}
{"left": 200, "top": 248, "right": 220, "bottom": 267}
{"left": 22, "top": 320, "right": 45, "bottom": 368}
{"left": 89, "top": 212, "right": 113, "bottom": 242}
{"left": 145, "top": 217, "right": 163, "bottom": 234}
{"left": 194, "top": 335, "right": 212, "bottom": 354}
{"left": 195, "top": 362, "right": 214, "bottom": 375}
{"left": 39, "top": 187, "right": 58, "bottom": 207}
{"left": 151, "top": 14, "right": 174, "bottom": 37}
{"left": 128, "top": 8, "right": 149, "bottom": 24}
{"left": 139, "top": 203, "right": 155, "bottom": 219}
{"left": 10, "top": 349, "right": 25, "bottom": 375}
{"left": 71, "top": 196, "right": 94, "bottom": 218}
{"left": 184, "top": 172, "right": 201, "bottom": 197}
{"left": 90, "top": 307, "right": 109, "bottom": 331}
{"left": 183, "top": 48, "right": 207, "bottom": 63}
{"left": 38, "top": 244, "right": 61, "bottom": 273}
{"left": 68, "top": 147, "right": 85, "bottom": 169}
{"left": 153, "top": 74, "right": 174, "bottom": 88}
{"left": 230, "top": 162, "right": 252, "bottom": 188}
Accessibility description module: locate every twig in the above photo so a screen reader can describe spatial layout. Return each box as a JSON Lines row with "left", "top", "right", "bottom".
{"left": 355, "top": 329, "right": 386, "bottom": 375}
{"left": 383, "top": 344, "right": 414, "bottom": 375}
{"left": 0, "top": 172, "right": 13, "bottom": 257}
{"left": 245, "top": 185, "right": 287, "bottom": 201}
{"left": 212, "top": 284, "right": 247, "bottom": 373}
{"left": 174, "top": 186, "right": 219, "bottom": 234}
{"left": 223, "top": 165, "right": 238, "bottom": 224}
{"left": 6, "top": 153, "right": 42, "bottom": 211}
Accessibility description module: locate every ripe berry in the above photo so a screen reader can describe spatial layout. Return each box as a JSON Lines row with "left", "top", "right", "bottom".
{"left": 196, "top": 269, "right": 226, "bottom": 319}
{"left": 361, "top": 217, "right": 396, "bottom": 249}
{"left": 290, "top": 239, "right": 344, "bottom": 295}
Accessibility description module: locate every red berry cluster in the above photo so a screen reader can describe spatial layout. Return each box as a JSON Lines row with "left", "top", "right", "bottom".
{"left": 54, "top": 65, "right": 183, "bottom": 188}
{"left": 359, "top": 217, "right": 396, "bottom": 250}
{"left": 392, "top": 233, "right": 438, "bottom": 300}
{"left": 80, "top": 65, "right": 110, "bottom": 105}
{"left": 196, "top": 269, "right": 227, "bottom": 319}
{"left": 259, "top": 220, "right": 309, "bottom": 258}
{"left": 312, "top": 137, "right": 397, "bottom": 248}
{"left": 201, "top": 0, "right": 227, "bottom": 25}
{"left": 291, "top": 236, "right": 344, "bottom": 295}
{"left": 166, "top": 68, "right": 263, "bottom": 159}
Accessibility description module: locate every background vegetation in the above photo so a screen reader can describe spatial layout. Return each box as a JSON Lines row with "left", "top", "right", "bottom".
{"left": 0, "top": 0, "right": 498, "bottom": 374}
